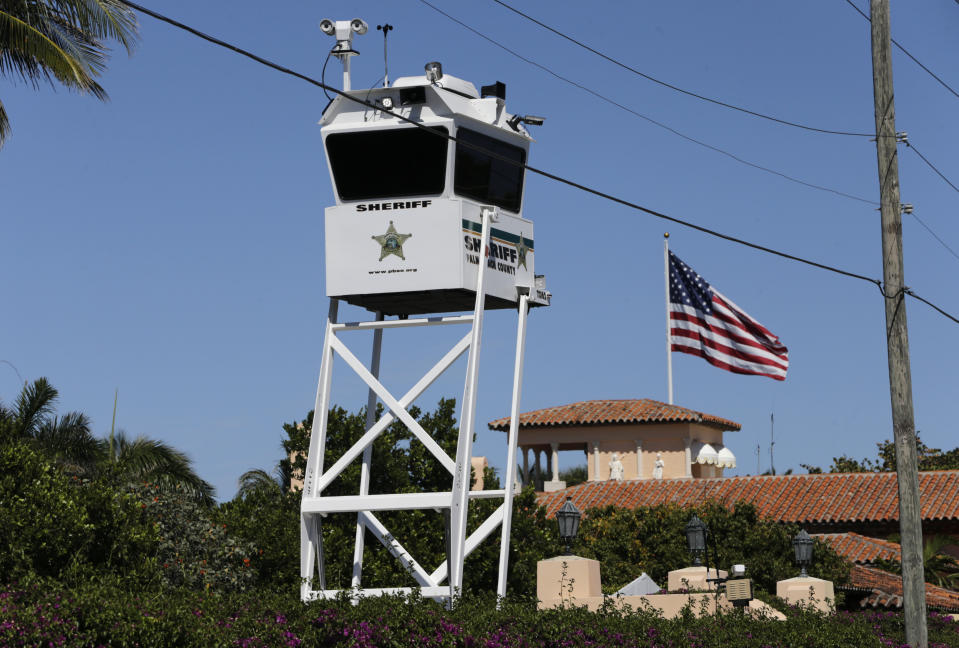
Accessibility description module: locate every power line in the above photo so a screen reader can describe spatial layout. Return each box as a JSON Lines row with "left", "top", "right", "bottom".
{"left": 842, "top": 0, "right": 959, "bottom": 101}
{"left": 903, "top": 141, "right": 959, "bottom": 195}
{"left": 114, "top": 0, "right": 959, "bottom": 328}
{"left": 418, "top": 0, "right": 877, "bottom": 206}
{"left": 423, "top": 1, "right": 959, "bottom": 263}
{"left": 907, "top": 211, "right": 959, "bottom": 263}
{"left": 489, "top": 0, "right": 877, "bottom": 138}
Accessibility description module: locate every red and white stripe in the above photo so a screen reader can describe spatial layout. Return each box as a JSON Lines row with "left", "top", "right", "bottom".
{"left": 669, "top": 289, "right": 789, "bottom": 381}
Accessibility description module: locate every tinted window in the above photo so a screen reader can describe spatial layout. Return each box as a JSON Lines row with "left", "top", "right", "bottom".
{"left": 326, "top": 127, "right": 449, "bottom": 201}
{"left": 454, "top": 128, "right": 526, "bottom": 212}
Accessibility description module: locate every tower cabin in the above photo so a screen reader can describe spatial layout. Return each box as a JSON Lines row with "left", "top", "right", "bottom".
{"left": 489, "top": 399, "right": 740, "bottom": 491}
{"left": 320, "top": 66, "right": 550, "bottom": 316}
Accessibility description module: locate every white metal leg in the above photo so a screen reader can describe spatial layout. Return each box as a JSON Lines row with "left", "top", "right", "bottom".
{"left": 496, "top": 293, "right": 529, "bottom": 598}
{"left": 352, "top": 313, "right": 383, "bottom": 588}
{"left": 449, "top": 207, "right": 494, "bottom": 593}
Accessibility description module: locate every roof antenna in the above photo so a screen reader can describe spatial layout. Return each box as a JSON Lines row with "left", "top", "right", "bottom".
{"left": 376, "top": 23, "right": 393, "bottom": 88}
{"left": 769, "top": 412, "right": 776, "bottom": 476}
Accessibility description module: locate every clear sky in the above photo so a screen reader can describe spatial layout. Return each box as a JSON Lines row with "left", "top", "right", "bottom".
{"left": 3, "top": 1, "right": 958, "bottom": 500}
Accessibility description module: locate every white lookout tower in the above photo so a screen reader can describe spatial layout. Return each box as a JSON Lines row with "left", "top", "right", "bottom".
{"left": 300, "top": 19, "right": 551, "bottom": 603}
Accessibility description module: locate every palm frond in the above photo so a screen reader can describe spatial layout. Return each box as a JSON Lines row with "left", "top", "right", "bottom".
{"left": 45, "top": 0, "right": 138, "bottom": 52}
{"left": 33, "top": 411, "right": 102, "bottom": 473}
{"left": 113, "top": 431, "right": 216, "bottom": 505}
{"left": 0, "top": 10, "right": 97, "bottom": 90}
{"left": 236, "top": 468, "right": 282, "bottom": 500}
{"left": 13, "top": 377, "right": 58, "bottom": 438}
{"left": 0, "top": 98, "right": 9, "bottom": 148}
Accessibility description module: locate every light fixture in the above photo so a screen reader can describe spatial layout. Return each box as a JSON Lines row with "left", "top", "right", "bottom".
{"left": 380, "top": 96, "right": 394, "bottom": 111}
{"left": 351, "top": 18, "right": 368, "bottom": 34}
{"left": 425, "top": 61, "right": 443, "bottom": 83}
{"left": 507, "top": 114, "right": 546, "bottom": 131}
{"left": 793, "top": 529, "right": 814, "bottom": 578}
{"left": 319, "top": 19, "right": 335, "bottom": 36}
{"left": 685, "top": 514, "right": 707, "bottom": 566}
{"left": 556, "top": 496, "right": 581, "bottom": 555}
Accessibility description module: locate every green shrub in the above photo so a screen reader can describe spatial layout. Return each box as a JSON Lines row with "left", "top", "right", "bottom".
{"left": 0, "top": 439, "right": 157, "bottom": 583}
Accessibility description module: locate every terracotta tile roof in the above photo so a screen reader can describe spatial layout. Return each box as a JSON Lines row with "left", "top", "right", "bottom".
{"left": 535, "top": 471, "right": 959, "bottom": 525}
{"left": 815, "top": 532, "right": 902, "bottom": 564}
{"left": 847, "top": 564, "right": 959, "bottom": 612}
{"left": 488, "top": 399, "right": 740, "bottom": 432}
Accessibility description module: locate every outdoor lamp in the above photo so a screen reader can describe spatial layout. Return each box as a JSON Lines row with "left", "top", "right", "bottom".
{"left": 793, "top": 529, "right": 814, "bottom": 577}
{"left": 685, "top": 515, "right": 708, "bottom": 566}
{"left": 556, "top": 496, "right": 581, "bottom": 555}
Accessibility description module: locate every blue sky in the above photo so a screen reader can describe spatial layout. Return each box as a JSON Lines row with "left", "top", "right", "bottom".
{"left": 3, "top": 1, "right": 958, "bottom": 500}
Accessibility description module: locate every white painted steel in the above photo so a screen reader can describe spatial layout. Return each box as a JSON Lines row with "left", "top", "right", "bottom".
{"left": 300, "top": 299, "right": 338, "bottom": 599}
{"left": 303, "top": 490, "right": 506, "bottom": 514}
{"left": 431, "top": 503, "right": 506, "bottom": 584}
{"left": 448, "top": 207, "right": 493, "bottom": 592}
{"left": 352, "top": 313, "right": 383, "bottom": 588}
{"left": 360, "top": 511, "right": 437, "bottom": 587}
{"left": 332, "top": 315, "right": 474, "bottom": 332}
{"left": 496, "top": 293, "right": 528, "bottom": 598}
{"left": 315, "top": 333, "right": 471, "bottom": 494}
{"left": 305, "top": 586, "right": 453, "bottom": 601}
{"left": 330, "top": 334, "right": 457, "bottom": 474}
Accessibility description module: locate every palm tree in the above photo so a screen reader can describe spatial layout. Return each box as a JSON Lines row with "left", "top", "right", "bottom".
{"left": 236, "top": 462, "right": 293, "bottom": 500}
{"left": 0, "top": 0, "right": 139, "bottom": 146}
{"left": 0, "top": 376, "right": 101, "bottom": 475}
{"left": 2, "top": 378, "right": 215, "bottom": 504}
{"left": 103, "top": 430, "right": 216, "bottom": 506}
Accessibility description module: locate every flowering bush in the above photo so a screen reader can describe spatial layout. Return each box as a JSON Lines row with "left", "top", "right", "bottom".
{"left": 1, "top": 580, "right": 958, "bottom": 647}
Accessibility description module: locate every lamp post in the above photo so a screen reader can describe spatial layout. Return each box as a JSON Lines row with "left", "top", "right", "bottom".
{"left": 793, "top": 529, "right": 813, "bottom": 578}
{"left": 556, "top": 496, "right": 581, "bottom": 555}
{"left": 685, "top": 514, "right": 708, "bottom": 567}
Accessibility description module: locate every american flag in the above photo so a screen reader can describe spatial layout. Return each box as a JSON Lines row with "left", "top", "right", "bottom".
{"left": 668, "top": 250, "right": 789, "bottom": 381}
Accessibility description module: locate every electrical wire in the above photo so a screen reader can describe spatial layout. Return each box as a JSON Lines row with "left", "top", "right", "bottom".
{"left": 418, "top": 0, "right": 877, "bottom": 206}
{"left": 114, "top": 0, "right": 959, "bottom": 328}
{"left": 907, "top": 211, "right": 959, "bottom": 263}
{"left": 424, "top": 1, "right": 959, "bottom": 262}
{"left": 842, "top": 0, "right": 959, "bottom": 102}
{"left": 903, "top": 141, "right": 959, "bottom": 195}
{"left": 489, "top": 0, "right": 878, "bottom": 138}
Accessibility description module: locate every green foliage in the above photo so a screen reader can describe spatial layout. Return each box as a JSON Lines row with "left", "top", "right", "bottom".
{"left": 0, "top": 438, "right": 157, "bottom": 583}
{"left": 229, "top": 398, "right": 555, "bottom": 597}
{"left": 873, "top": 534, "right": 959, "bottom": 590}
{"left": 3, "top": 579, "right": 959, "bottom": 648}
{"left": 130, "top": 483, "right": 256, "bottom": 593}
{"left": 0, "top": 0, "right": 139, "bottom": 146}
{"left": 559, "top": 464, "right": 588, "bottom": 487}
{"left": 803, "top": 431, "right": 959, "bottom": 473}
{"left": 572, "top": 501, "right": 849, "bottom": 595}
{"left": 2, "top": 378, "right": 215, "bottom": 504}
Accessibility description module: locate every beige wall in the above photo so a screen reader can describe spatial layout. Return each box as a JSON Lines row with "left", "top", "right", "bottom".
{"left": 515, "top": 422, "right": 732, "bottom": 483}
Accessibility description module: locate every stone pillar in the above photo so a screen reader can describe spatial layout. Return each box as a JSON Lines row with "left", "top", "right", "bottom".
{"left": 537, "top": 555, "right": 602, "bottom": 608}
{"left": 635, "top": 440, "right": 643, "bottom": 479}
{"left": 667, "top": 566, "right": 727, "bottom": 592}
{"left": 592, "top": 441, "right": 600, "bottom": 481}
{"left": 684, "top": 437, "right": 692, "bottom": 478}
{"left": 776, "top": 576, "right": 835, "bottom": 612}
{"left": 543, "top": 442, "right": 566, "bottom": 492}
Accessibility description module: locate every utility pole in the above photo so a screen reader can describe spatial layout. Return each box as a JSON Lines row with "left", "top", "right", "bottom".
{"left": 869, "top": 1, "right": 926, "bottom": 646}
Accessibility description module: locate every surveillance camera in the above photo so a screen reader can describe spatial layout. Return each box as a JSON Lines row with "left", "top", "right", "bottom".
{"left": 424, "top": 61, "right": 443, "bottom": 83}
{"left": 731, "top": 564, "right": 747, "bottom": 577}
{"left": 522, "top": 115, "right": 546, "bottom": 126}
{"left": 351, "top": 18, "right": 368, "bottom": 35}
{"left": 319, "top": 19, "right": 335, "bottom": 36}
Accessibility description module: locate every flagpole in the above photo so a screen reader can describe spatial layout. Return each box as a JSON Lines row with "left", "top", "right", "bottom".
{"left": 664, "top": 233, "right": 673, "bottom": 404}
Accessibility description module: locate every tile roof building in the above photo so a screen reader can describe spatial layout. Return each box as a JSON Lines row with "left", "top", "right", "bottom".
{"left": 535, "top": 471, "right": 959, "bottom": 536}
{"left": 489, "top": 399, "right": 740, "bottom": 491}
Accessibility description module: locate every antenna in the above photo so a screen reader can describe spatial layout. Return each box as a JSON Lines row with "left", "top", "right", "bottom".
{"left": 377, "top": 24, "right": 393, "bottom": 88}
{"left": 755, "top": 443, "right": 761, "bottom": 475}
{"left": 769, "top": 412, "right": 775, "bottom": 476}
